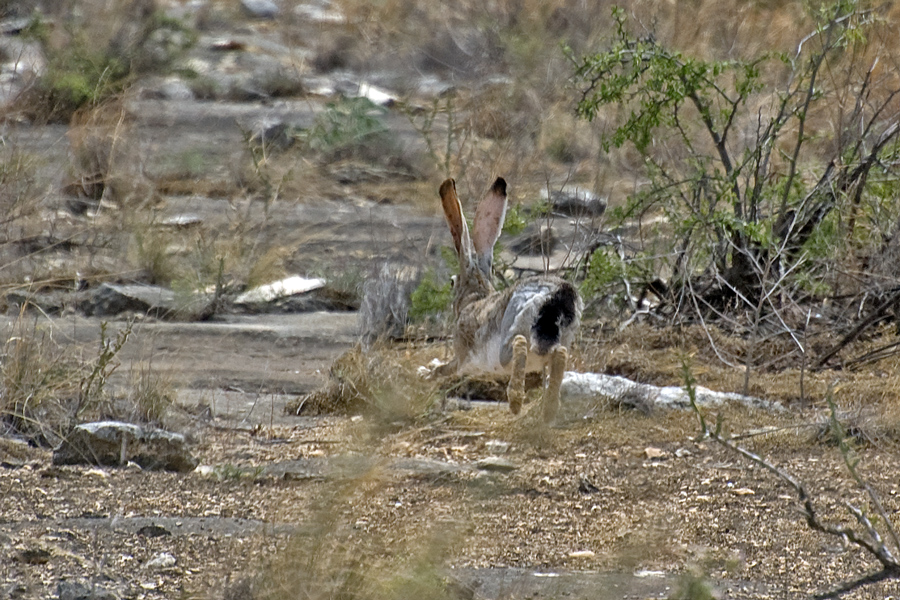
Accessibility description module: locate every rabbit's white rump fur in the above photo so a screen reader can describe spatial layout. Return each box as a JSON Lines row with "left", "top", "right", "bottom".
{"left": 438, "top": 177, "right": 582, "bottom": 422}
{"left": 458, "top": 278, "right": 580, "bottom": 376}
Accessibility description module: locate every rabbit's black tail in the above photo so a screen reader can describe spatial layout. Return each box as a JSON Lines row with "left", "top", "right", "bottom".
{"left": 532, "top": 282, "right": 579, "bottom": 355}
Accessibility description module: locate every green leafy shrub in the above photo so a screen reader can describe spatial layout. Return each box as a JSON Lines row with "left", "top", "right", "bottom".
{"left": 409, "top": 269, "right": 452, "bottom": 322}
{"left": 569, "top": 1, "right": 900, "bottom": 312}
{"left": 302, "top": 97, "right": 394, "bottom": 160}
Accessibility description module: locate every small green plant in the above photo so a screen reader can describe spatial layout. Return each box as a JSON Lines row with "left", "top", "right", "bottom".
{"left": 669, "top": 569, "right": 716, "bottom": 600}
{"left": 501, "top": 202, "right": 529, "bottom": 237}
{"left": 302, "top": 97, "right": 393, "bottom": 159}
{"left": 580, "top": 246, "right": 626, "bottom": 298}
{"left": 408, "top": 269, "right": 452, "bottom": 322}
{"left": 580, "top": 245, "right": 647, "bottom": 310}
{"left": 409, "top": 246, "right": 458, "bottom": 322}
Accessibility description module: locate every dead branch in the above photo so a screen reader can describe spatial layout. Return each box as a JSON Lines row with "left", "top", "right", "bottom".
{"left": 814, "top": 288, "right": 900, "bottom": 369}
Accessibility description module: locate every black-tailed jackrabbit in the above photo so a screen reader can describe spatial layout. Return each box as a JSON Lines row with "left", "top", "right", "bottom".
{"left": 438, "top": 177, "right": 582, "bottom": 422}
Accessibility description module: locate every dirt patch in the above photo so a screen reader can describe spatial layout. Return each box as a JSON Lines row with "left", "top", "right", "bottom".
{"left": 4, "top": 378, "right": 900, "bottom": 599}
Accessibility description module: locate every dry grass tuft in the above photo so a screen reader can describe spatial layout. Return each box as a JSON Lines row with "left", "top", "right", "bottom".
{"left": 66, "top": 99, "right": 153, "bottom": 209}
{"left": 0, "top": 313, "right": 79, "bottom": 442}
{"left": 126, "top": 366, "right": 175, "bottom": 426}
{"left": 245, "top": 245, "right": 291, "bottom": 290}
{"left": 255, "top": 469, "right": 467, "bottom": 600}
{"left": 290, "top": 345, "right": 442, "bottom": 426}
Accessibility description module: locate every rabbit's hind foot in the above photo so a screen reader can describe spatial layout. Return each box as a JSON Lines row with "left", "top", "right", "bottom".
{"left": 507, "top": 334, "right": 529, "bottom": 414}
{"left": 541, "top": 345, "right": 568, "bottom": 424}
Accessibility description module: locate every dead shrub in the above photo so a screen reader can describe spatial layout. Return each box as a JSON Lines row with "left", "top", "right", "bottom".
{"left": 67, "top": 99, "right": 154, "bottom": 209}
{"left": 0, "top": 313, "right": 79, "bottom": 443}
{"left": 126, "top": 365, "right": 175, "bottom": 426}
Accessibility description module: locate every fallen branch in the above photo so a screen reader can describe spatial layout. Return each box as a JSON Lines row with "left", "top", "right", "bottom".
{"left": 814, "top": 288, "right": 900, "bottom": 369}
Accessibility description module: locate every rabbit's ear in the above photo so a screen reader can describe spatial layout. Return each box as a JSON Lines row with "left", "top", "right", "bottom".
{"left": 472, "top": 177, "right": 507, "bottom": 263}
{"left": 440, "top": 178, "right": 470, "bottom": 257}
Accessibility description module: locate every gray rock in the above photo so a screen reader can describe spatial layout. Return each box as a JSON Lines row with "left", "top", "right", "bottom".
{"left": 541, "top": 186, "right": 607, "bottom": 219}
{"left": 485, "top": 440, "right": 510, "bottom": 455}
{"left": 159, "top": 214, "right": 203, "bottom": 228}
{"left": 390, "top": 457, "right": 470, "bottom": 476}
{"left": 508, "top": 223, "right": 557, "bottom": 256}
{"left": 247, "top": 119, "right": 295, "bottom": 151}
{"left": 234, "top": 276, "right": 326, "bottom": 305}
{"left": 81, "top": 283, "right": 214, "bottom": 319}
{"left": 57, "top": 581, "right": 118, "bottom": 600}
{"left": 241, "top": 0, "right": 280, "bottom": 18}
{"left": 53, "top": 421, "right": 198, "bottom": 472}
{"left": 417, "top": 26, "right": 503, "bottom": 79}
{"left": 293, "top": 1, "right": 344, "bottom": 24}
{"left": 82, "top": 283, "right": 175, "bottom": 317}
{"left": 140, "top": 77, "right": 195, "bottom": 101}
{"left": 332, "top": 79, "right": 397, "bottom": 106}
{"left": 2, "top": 582, "right": 30, "bottom": 599}
{"left": 0, "top": 17, "right": 34, "bottom": 35}
{"left": 266, "top": 287, "right": 358, "bottom": 313}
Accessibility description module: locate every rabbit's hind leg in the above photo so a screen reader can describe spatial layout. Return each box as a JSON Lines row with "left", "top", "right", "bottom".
{"left": 507, "top": 334, "right": 529, "bottom": 414}
{"left": 542, "top": 345, "right": 568, "bottom": 423}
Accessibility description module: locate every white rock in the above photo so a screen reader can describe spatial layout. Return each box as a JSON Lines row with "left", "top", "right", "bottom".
{"left": 559, "top": 371, "right": 782, "bottom": 421}
{"left": 293, "top": 1, "right": 344, "bottom": 23}
{"left": 234, "top": 275, "right": 325, "bottom": 304}
{"left": 145, "top": 552, "right": 176, "bottom": 570}
{"left": 241, "top": 0, "right": 280, "bottom": 18}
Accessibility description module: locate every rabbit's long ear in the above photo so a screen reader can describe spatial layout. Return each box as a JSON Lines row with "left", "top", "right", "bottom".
{"left": 440, "top": 178, "right": 470, "bottom": 258}
{"left": 472, "top": 177, "right": 507, "bottom": 273}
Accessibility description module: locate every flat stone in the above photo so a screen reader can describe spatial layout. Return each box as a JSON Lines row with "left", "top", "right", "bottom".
{"left": 52, "top": 421, "right": 198, "bottom": 472}
{"left": 390, "top": 457, "right": 470, "bottom": 476}
{"left": 82, "top": 283, "right": 174, "bottom": 316}
{"left": 160, "top": 214, "right": 203, "bottom": 228}
{"left": 476, "top": 456, "right": 518, "bottom": 472}
{"left": 57, "top": 580, "right": 118, "bottom": 600}
{"left": 541, "top": 186, "right": 607, "bottom": 219}
{"left": 241, "top": 0, "right": 280, "bottom": 18}
{"left": 80, "top": 282, "right": 216, "bottom": 319}
{"left": 234, "top": 276, "right": 326, "bottom": 305}
{"left": 293, "top": 1, "right": 344, "bottom": 24}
